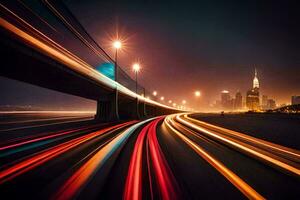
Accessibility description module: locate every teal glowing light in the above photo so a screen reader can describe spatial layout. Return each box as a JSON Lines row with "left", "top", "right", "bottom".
{"left": 96, "top": 62, "right": 115, "bottom": 80}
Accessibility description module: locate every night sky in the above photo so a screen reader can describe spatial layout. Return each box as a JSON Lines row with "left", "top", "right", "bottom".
{"left": 1, "top": 0, "right": 299, "bottom": 111}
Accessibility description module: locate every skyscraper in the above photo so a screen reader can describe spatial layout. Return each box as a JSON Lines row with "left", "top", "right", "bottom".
{"left": 253, "top": 68, "right": 259, "bottom": 89}
{"left": 267, "top": 99, "right": 276, "bottom": 109}
{"left": 262, "top": 95, "right": 268, "bottom": 110}
{"left": 221, "top": 90, "right": 232, "bottom": 110}
{"left": 234, "top": 91, "right": 242, "bottom": 110}
{"left": 246, "top": 69, "right": 260, "bottom": 110}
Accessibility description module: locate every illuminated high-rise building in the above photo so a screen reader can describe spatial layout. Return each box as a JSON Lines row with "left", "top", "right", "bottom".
{"left": 253, "top": 68, "right": 259, "bottom": 89}
{"left": 246, "top": 69, "right": 260, "bottom": 110}
{"left": 261, "top": 95, "right": 268, "bottom": 110}
{"left": 234, "top": 91, "right": 242, "bottom": 110}
{"left": 221, "top": 90, "right": 232, "bottom": 110}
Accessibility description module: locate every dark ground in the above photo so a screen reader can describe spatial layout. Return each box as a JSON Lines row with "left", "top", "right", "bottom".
{"left": 190, "top": 113, "right": 300, "bottom": 149}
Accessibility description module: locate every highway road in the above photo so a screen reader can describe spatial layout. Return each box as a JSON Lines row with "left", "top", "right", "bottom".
{"left": 0, "top": 114, "right": 299, "bottom": 199}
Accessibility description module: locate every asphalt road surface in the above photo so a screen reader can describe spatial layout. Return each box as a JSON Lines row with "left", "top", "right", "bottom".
{"left": 0, "top": 113, "right": 299, "bottom": 199}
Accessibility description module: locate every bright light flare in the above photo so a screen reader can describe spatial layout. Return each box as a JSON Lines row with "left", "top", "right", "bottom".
{"left": 132, "top": 63, "right": 140, "bottom": 73}
{"left": 160, "top": 96, "right": 164, "bottom": 101}
{"left": 195, "top": 91, "right": 201, "bottom": 97}
{"left": 182, "top": 100, "right": 186, "bottom": 104}
{"left": 113, "top": 40, "right": 122, "bottom": 49}
{"left": 153, "top": 91, "right": 157, "bottom": 96}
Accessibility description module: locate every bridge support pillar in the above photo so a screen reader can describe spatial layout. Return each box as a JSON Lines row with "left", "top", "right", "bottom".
{"left": 138, "top": 100, "right": 147, "bottom": 119}
{"left": 95, "top": 90, "right": 119, "bottom": 121}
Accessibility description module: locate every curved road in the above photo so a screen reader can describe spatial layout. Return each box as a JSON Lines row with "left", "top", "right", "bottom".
{"left": 0, "top": 114, "right": 299, "bottom": 199}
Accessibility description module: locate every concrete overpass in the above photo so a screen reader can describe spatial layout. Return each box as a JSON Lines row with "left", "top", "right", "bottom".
{"left": 0, "top": 2, "right": 182, "bottom": 121}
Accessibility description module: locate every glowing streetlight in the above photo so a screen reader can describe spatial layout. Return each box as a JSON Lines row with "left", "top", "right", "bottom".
{"left": 168, "top": 100, "right": 172, "bottom": 104}
{"left": 153, "top": 91, "right": 157, "bottom": 96}
{"left": 133, "top": 63, "right": 140, "bottom": 73}
{"left": 132, "top": 63, "right": 140, "bottom": 95}
{"left": 113, "top": 40, "right": 122, "bottom": 81}
{"left": 195, "top": 91, "right": 201, "bottom": 97}
{"left": 172, "top": 103, "right": 176, "bottom": 107}
{"left": 160, "top": 96, "right": 164, "bottom": 101}
{"left": 182, "top": 100, "right": 186, "bottom": 104}
{"left": 113, "top": 40, "right": 122, "bottom": 49}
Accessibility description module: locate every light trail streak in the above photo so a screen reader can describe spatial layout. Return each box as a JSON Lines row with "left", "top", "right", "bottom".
{"left": 0, "top": 4, "right": 181, "bottom": 111}
{"left": 124, "top": 123, "right": 151, "bottom": 200}
{"left": 124, "top": 117, "right": 180, "bottom": 200}
{"left": 53, "top": 118, "right": 153, "bottom": 200}
{"left": 184, "top": 115, "right": 300, "bottom": 161}
{"left": 16, "top": 0, "right": 61, "bottom": 34}
{"left": 43, "top": 0, "right": 111, "bottom": 63}
{"left": 0, "top": 121, "right": 135, "bottom": 184}
{"left": 0, "top": 125, "right": 98, "bottom": 151}
{"left": 0, "top": 114, "right": 92, "bottom": 132}
{"left": 0, "top": 123, "right": 112, "bottom": 157}
{"left": 0, "top": 115, "right": 90, "bottom": 125}
{"left": 164, "top": 115, "right": 265, "bottom": 200}
{"left": 147, "top": 118, "right": 180, "bottom": 200}
{"left": 0, "top": 124, "right": 88, "bottom": 147}
{"left": 176, "top": 115, "right": 300, "bottom": 176}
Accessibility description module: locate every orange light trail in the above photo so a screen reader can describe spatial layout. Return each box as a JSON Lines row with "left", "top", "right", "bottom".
{"left": 0, "top": 5, "right": 183, "bottom": 111}
{"left": 164, "top": 115, "right": 265, "bottom": 200}
{"left": 184, "top": 114, "right": 300, "bottom": 161}
{"left": 176, "top": 115, "right": 300, "bottom": 176}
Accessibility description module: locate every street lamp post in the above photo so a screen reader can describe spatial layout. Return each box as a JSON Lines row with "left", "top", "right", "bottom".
{"left": 133, "top": 63, "right": 140, "bottom": 118}
{"left": 194, "top": 90, "right": 201, "bottom": 111}
{"left": 133, "top": 63, "right": 140, "bottom": 94}
{"left": 113, "top": 40, "right": 121, "bottom": 81}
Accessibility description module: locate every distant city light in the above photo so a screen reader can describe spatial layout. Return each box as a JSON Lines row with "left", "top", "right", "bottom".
{"left": 113, "top": 40, "right": 122, "bottom": 49}
{"left": 222, "top": 90, "right": 229, "bottom": 93}
{"left": 168, "top": 100, "right": 172, "bottom": 104}
{"left": 195, "top": 91, "right": 201, "bottom": 97}
{"left": 173, "top": 103, "right": 176, "bottom": 107}
{"left": 153, "top": 91, "right": 157, "bottom": 96}
{"left": 182, "top": 100, "right": 186, "bottom": 104}
{"left": 160, "top": 96, "right": 164, "bottom": 101}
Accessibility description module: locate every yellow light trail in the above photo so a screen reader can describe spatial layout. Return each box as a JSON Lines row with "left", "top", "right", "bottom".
{"left": 164, "top": 115, "right": 265, "bottom": 200}
{"left": 176, "top": 115, "right": 300, "bottom": 177}
{"left": 184, "top": 114, "right": 300, "bottom": 161}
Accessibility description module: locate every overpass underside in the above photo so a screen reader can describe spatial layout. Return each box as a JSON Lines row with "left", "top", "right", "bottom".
{"left": 0, "top": 32, "right": 178, "bottom": 121}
